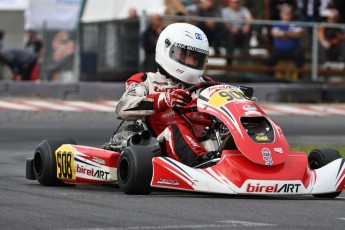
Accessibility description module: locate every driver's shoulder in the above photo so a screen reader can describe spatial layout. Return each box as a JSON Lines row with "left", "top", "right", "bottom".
{"left": 126, "top": 72, "right": 148, "bottom": 86}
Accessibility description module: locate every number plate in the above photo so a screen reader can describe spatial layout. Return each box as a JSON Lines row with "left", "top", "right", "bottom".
{"left": 208, "top": 90, "right": 245, "bottom": 107}
{"left": 55, "top": 145, "right": 76, "bottom": 180}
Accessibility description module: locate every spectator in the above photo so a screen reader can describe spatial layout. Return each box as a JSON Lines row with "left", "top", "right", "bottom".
{"left": 165, "top": 0, "right": 189, "bottom": 25}
{"left": 196, "top": 0, "right": 224, "bottom": 55}
{"left": 141, "top": 14, "right": 163, "bottom": 72}
{"left": 318, "top": 9, "right": 345, "bottom": 63}
{"left": 25, "top": 30, "right": 43, "bottom": 57}
{"left": 165, "top": 0, "right": 189, "bottom": 16}
{"left": 221, "top": 0, "right": 253, "bottom": 65}
{"left": 269, "top": 0, "right": 297, "bottom": 20}
{"left": 0, "top": 48, "right": 37, "bottom": 81}
{"left": 182, "top": 0, "right": 199, "bottom": 14}
{"left": 333, "top": 0, "right": 345, "bottom": 23}
{"left": 297, "top": 0, "right": 330, "bottom": 22}
{"left": 267, "top": 4, "right": 305, "bottom": 71}
{"left": 128, "top": 7, "right": 138, "bottom": 19}
{"left": 25, "top": 30, "right": 43, "bottom": 81}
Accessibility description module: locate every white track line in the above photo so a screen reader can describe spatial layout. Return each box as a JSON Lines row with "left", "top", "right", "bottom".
{"left": 327, "top": 107, "right": 345, "bottom": 115}
{"left": 63, "top": 101, "right": 115, "bottom": 112}
{"left": 21, "top": 101, "right": 82, "bottom": 111}
{"left": 65, "top": 220, "right": 277, "bottom": 230}
{"left": 99, "top": 101, "right": 118, "bottom": 107}
{"left": 268, "top": 105, "right": 326, "bottom": 116}
{"left": 260, "top": 105, "right": 286, "bottom": 115}
{"left": 0, "top": 100, "right": 345, "bottom": 116}
{"left": 0, "top": 101, "right": 37, "bottom": 110}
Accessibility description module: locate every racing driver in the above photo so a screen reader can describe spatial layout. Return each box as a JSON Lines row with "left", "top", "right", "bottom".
{"left": 116, "top": 23, "right": 219, "bottom": 167}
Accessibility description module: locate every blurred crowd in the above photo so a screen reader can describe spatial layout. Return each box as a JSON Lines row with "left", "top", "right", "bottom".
{"left": 138, "top": 0, "right": 345, "bottom": 73}
{"left": 0, "top": 30, "right": 43, "bottom": 81}
{"left": 1, "top": 0, "right": 344, "bottom": 81}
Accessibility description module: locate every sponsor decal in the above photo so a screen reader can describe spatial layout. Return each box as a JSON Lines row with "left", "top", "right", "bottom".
{"left": 245, "top": 111, "right": 261, "bottom": 116}
{"left": 246, "top": 183, "right": 301, "bottom": 193}
{"left": 243, "top": 105, "right": 257, "bottom": 111}
{"left": 157, "top": 178, "right": 180, "bottom": 186}
{"left": 52, "top": 31, "right": 74, "bottom": 61}
{"left": 77, "top": 164, "right": 110, "bottom": 180}
{"left": 195, "top": 33, "right": 202, "bottom": 40}
{"left": 207, "top": 85, "right": 236, "bottom": 91}
{"left": 161, "top": 110, "right": 175, "bottom": 119}
{"left": 274, "top": 148, "right": 283, "bottom": 154}
{"left": 256, "top": 135, "right": 269, "bottom": 141}
{"left": 173, "top": 42, "right": 209, "bottom": 54}
{"left": 92, "top": 156, "right": 105, "bottom": 165}
{"left": 125, "top": 84, "right": 139, "bottom": 96}
{"left": 262, "top": 148, "right": 273, "bottom": 165}
{"left": 154, "top": 85, "right": 183, "bottom": 93}
{"left": 186, "top": 135, "right": 201, "bottom": 148}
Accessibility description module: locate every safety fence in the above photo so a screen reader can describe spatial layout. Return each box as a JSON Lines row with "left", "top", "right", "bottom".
{"left": 79, "top": 19, "right": 140, "bottom": 81}
{"left": 77, "top": 15, "right": 345, "bottom": 82}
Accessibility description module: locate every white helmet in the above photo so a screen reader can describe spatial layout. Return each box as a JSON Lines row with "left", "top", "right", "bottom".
{"left": 155, "top": 23, "right": 209, "bottom": 85}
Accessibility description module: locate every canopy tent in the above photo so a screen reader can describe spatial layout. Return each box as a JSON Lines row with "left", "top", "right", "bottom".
{"left": 81, "top": 0, "right": 165, "bottom": 23}
{"left": 0, "top": 0, "right": 28, "bottom": 10}
{"left": 24, "top": 0, "right": 82, "bottom": 30}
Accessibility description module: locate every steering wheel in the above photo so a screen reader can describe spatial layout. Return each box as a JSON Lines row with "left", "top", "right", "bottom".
{"left": 186, "top": 81, "right": 222, "bottom": 94}
{"left": 171, "top": 81, "right": 222, "bottom": 138}
{"left": 187, "top": 81, "right": 254, "bottom": 99}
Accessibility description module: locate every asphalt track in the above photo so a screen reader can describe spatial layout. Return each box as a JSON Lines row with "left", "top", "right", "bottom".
{"left": 1, "top": 110, "right": 345, "bottom": 230}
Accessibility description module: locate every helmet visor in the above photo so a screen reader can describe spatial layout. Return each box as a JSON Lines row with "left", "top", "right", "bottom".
{"left": 169, "top": 43, "right": 208, "bottom": 70}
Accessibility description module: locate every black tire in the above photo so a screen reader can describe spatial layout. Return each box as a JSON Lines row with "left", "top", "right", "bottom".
{"left": 34, "top": 138, "right": 77, "bottom": 186}
{"left": 117, "top": 146, "right": 154, "bottom": 194}
{"left": 308, "top": 148, "right": 342, "bottom": 198}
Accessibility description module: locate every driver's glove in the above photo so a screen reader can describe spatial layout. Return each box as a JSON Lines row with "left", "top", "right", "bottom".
{"left": 153, "top": 89, "right": 192, "bottom": 112}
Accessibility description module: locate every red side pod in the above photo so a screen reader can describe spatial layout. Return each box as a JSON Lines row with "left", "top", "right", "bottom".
{"left": 71, "top": 145, "right": 120, "bottom": 168}
{"left": 207, "top": 150, "right": 313, "bottom": 189}
{"left": 59, "top": 145, "right": 120, "bottom": 184}
{"left": 151, "top": 157, "right": 195, "bottom": 191}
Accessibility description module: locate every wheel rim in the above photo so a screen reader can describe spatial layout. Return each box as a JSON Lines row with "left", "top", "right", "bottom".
{"left": 33, "top": 151, "right": 43, "bottom": 176}
{"left": 119, "top": 157, "right": 130, "bottom": 183}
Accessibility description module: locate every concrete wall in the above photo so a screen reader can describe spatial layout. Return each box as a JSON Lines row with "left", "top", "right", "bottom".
{"left": 1, "top": 81, "right": 344, "bottom": 103}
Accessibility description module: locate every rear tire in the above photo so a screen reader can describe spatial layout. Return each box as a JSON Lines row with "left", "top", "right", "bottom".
{"left": 308, "top": 148, "right": 342, "bottom": 198}
{"left": 117, "top": 146, "right": 154, "bottom": 194}
{"left": 34, "top": 138, "right": 76, "bottom": 186}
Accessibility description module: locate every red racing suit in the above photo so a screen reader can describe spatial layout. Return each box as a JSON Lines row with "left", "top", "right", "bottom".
{"left": 116, "top": 72, "right": 213, "bottom": 166}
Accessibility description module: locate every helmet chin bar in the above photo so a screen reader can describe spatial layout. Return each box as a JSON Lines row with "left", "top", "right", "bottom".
{"left": 157, "top": 64, "right": 193, "bottom": 86}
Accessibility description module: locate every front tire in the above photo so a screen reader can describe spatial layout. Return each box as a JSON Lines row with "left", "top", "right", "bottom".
{"left": 308, "top": 148, "right": 342, "bottom": 198}
{"left": 34, "top": 138, "right": 76, "bottom": 186}
{"left": 117, "top": 146, "right": 154, "bottom": 194}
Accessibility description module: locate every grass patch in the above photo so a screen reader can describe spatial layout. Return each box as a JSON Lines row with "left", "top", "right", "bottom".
{"left": 291, "top": 145, "right": 345, "bottom": 157}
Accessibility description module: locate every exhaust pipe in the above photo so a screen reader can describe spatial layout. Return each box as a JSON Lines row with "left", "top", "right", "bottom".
{"left": 127, "top": 130, "right": 152, "bottom": 146}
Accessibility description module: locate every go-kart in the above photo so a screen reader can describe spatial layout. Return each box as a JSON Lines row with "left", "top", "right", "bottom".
{"left": 26, "top": 82, "right": 345, "bottom": 198}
